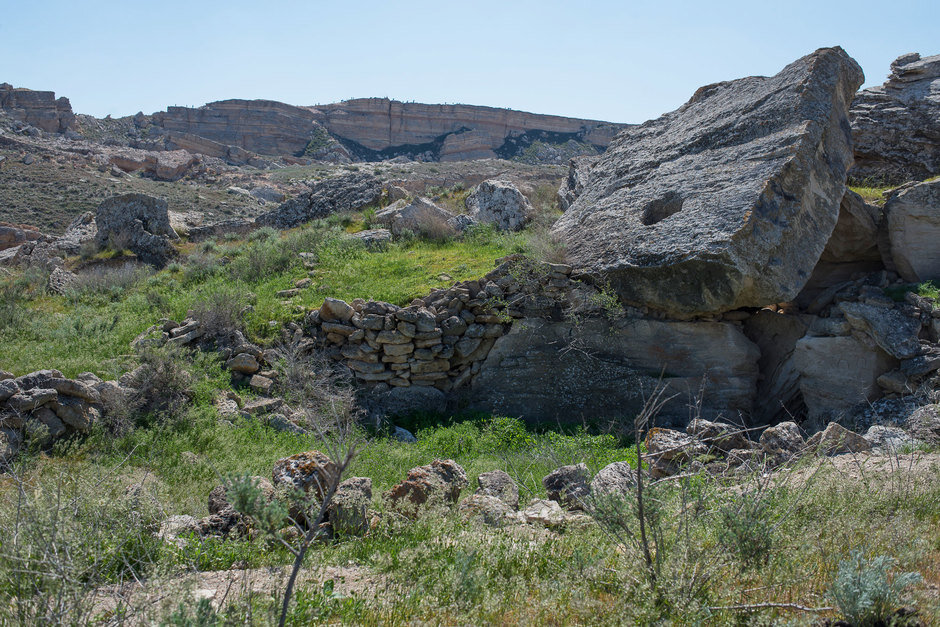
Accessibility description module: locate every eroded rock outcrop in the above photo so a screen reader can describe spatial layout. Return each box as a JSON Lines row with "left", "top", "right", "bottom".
{"left": 0, "top": 83, "right": 74, "bottom": 133}
{"left": 883, "top": 178, "right": 940, "bottom": 282}
{"left": 850, "top": 53, "right": 940, "bottom": 184}
{"left": 95, "top": 194, "right": 179, "bottom": 267}
{"left": 471, "top": 317, "right": 759, "bottom": 426}
{"left": 465, "top": 179, "right": 533, "bottom": 231}
{"left": 552, "top": 47, "right": 864, "bottom": 317}
{"left": 255, "top": 172, "right": 382, "bottom": 229}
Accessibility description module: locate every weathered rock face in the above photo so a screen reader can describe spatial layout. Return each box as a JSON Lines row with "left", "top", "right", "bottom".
{"left": 152, "top": 99, "right": 327, "bottom": 156}
{"left": 108, "top": 148, "right": 199, "bottom": 181}
{"left": 883, "top": 179, "right": 940, "bottom": 282}
{"left": 470, "top": 317, "right": 759, "bottom": 426}
{"left": 552, "top": 47, "right": 864, "bottom": 317}
{"left": 797, "top": 190, "right": 886, "bottom": 305}
{"left": 256, "top": 172, "right": 382, "bottom": 229}
{"left": 557, "top": 156, "right": 597, "bottom": 211}
{"left": 465, "top": 180, "right": 534, "bottom": 231}
{"left": 743, "top": 311, "right": 809, "bottom": 424}
{"left": 0, "top": 83, "right": 74, "bottom": 133}
{"left": 54, "top": 212, "right": 97, "bottom": 255}
{"left": 95, "top": 194, "right": 179, "bottom": 267}
{"left": 850, "top": 53, "right": 940, "bottom": 184}
{"left": 793, "top": 335, "right": 897, "bottom": 421}
{"left": 0, "top": 222, "right": 43, "bottom": 252}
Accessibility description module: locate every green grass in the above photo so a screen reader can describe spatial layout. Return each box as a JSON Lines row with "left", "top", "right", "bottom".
{"left": 0, "top": 216, "right": 525, "bottom": 376}
{"left": 884, "top": 280, "right": 940, "bottom": 303}
{"left": 848, "top": 184, "right": 895, "bottom": 206}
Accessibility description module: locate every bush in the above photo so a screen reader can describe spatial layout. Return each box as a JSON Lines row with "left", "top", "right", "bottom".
{"left": 189, "top": 288, "right": 248, "bottom": 345}
{"left": 126, "top": 343, "right": 194, "bottom": 425}
{"left": 0, "top": 467, "right": 164, "bottom": 624}
{"left": 830, "top": 551, "right": 922, "bottom": 626}
{"left": 66, "top": 262, "right": 153, "bottom": 299}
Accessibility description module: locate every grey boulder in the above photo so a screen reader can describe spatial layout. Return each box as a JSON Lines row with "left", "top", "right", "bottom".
{"left": 552, "top": 47, "right": 863, "bottom": 316}
{"left": 465, "top": 180, "right": 534, "bottom": 231}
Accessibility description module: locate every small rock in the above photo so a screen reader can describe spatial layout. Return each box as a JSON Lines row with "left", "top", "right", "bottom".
{"left": 319, "top": 297, "right": 355, "bottom": 323}
{"left": 759, "top": 421, "right": 805, "bottom": 461}
{"left": 387, "top": 459, "right": 468, "bottom": 515}
{"left": 459, "top": 493, "right": 521, "bottom": 527}
{"left": 476, "top": 469, "right": 519, "bottom": 509}
{"left": 805, "top": 422, "right": 872, "bottom": 455}
{"left": 542, "top": 463, "right": 590, "bottom": 510}
{"left": 589, "top": 462, "right": 636, "bottom": 503}
{"left": 226, "top": 353, "right": 260, "bottom": 374}
{"left": 249, "top": 374, "right": 274, "bottom": 395}
{"left": 328, "top": 476, "right": 372, "bottom": 536}
{"left": 393, "top": 425, "right": 417, "bottom": 443}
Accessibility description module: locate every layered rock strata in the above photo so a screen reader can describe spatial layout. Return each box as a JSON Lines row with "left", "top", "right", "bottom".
{"left": 0, "top": 83, "right": 74, "bottom": 133}
{"left": 850, "top": 53, "right": 940, "bottom": 184}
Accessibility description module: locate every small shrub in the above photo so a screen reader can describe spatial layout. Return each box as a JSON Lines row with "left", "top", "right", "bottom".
{"left": 717, "top": 496, "right": 773, "bottom": 569}
{"left": 830, "top": 551, "right": 922, "bottom": 626}
{"left": 189, "top": 288, "right": 247, "bottom": 345}
{"left": 180, "top": 251, "right": 221, "bottom": 285}
{"left": 67, "top": 263, "right": 152, "bottom": 298}
{"left": 248, "top": 226, "right": 278, "bottom": 242}
{"left": 126, "top": 343, "right": 194, "bottom": 424}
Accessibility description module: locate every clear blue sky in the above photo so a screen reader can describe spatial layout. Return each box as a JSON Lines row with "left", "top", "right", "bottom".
{"left": 1, "top": 0, "right": 937, "bottom": 123}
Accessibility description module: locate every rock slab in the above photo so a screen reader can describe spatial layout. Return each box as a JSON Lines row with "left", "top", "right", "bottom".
{"left": 552, "top": 47, "right": 864, "bottom": 316}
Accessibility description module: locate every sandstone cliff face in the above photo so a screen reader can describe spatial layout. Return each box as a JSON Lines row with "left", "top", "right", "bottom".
{"left": 151, "top": 99, "right": 326, "bottom": 156}
{"left": 0, "top": 83, "right": 74, "bottom": 133}
{"left": 148, "top": 97, "right": 625, "bottom": 162}
{"left": 850, "top": 53, "right": 940, "bottom": 184}
{"left": 311, "top": 98, "right": 622, "bottom": 161}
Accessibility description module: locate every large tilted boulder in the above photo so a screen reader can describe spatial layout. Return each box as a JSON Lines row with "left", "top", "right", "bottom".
{"left": 95, "top": 194, "right": 179, "bottom": 267}
{"left": 465, "top": 180, "right": 534, "bottom": 231}
{"left": 255, "top": 172, "right": 382, "bottom": 229}
{"left": 883, "top": 179, "right": 940, "bottom": 282}
{"left": 552, "top": 47, "right": 864, "bottom": 317}
{"left": 850, "top": 53, "right": 940, "bottom": 184}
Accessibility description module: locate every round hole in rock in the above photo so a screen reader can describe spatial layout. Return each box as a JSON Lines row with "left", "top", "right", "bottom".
{"left": 641, "top": 192, "right": 684, "bottom": 226}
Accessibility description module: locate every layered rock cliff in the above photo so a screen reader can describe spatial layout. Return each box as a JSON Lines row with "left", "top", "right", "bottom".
{"left": 147, "top": 97, "right": 626, "bottom": 162}
{"left": 850, "top": 53, "right": 940, "bottom": 184}
{"left": 310, "top": 98, "right": 623, "bottom": 161}
{"left": 0, "top": 83, "right": 74, "bottom": 133}
{"left": 151, "top": 99, "right": 325, "bottom": 157}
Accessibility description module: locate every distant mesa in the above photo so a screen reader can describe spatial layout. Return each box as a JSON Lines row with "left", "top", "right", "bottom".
{"left": 0, "top": 83, "right": 74, "bottom": 133}
{"left": 150, "top": 97, "right": 627, "bottom": 163}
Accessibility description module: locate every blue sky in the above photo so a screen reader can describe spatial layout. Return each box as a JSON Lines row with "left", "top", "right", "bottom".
{"left": 1, "top": 0, "right": 937, "bottom": 123}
